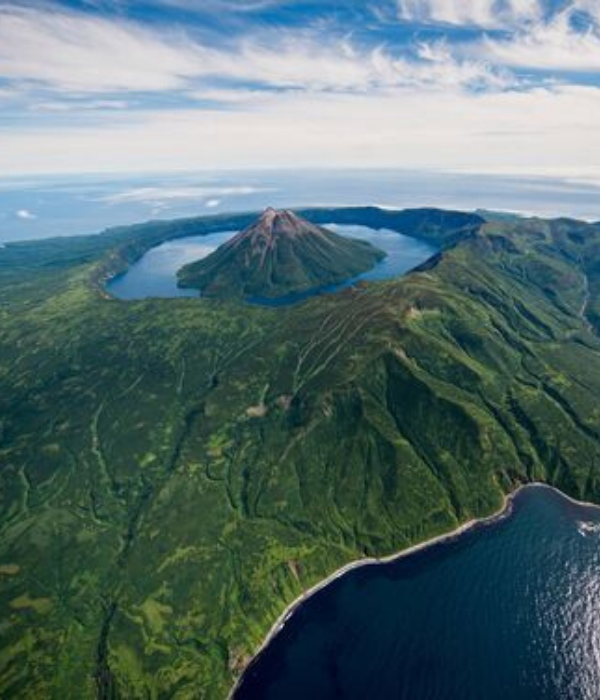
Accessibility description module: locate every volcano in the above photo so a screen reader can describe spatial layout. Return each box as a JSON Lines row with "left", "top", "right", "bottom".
{"left": 177, "top": 208, "right": 386, "bottom": 299}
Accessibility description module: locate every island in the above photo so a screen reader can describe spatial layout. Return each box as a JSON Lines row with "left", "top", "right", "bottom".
{"left": 177, "top": 208, "right": 386, "bottom": 299}
{"left": 1, "top": 206, "right": 600, "bottom": 699}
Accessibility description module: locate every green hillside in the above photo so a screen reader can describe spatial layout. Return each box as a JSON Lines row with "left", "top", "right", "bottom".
{"left": 1, "top": 207, "right": 600, "bottom": 699}
{"left": 177, "top": 208, "right": 386, "bottom": 299}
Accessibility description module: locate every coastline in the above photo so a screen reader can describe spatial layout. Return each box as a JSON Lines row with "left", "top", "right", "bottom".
{"left": 228, "top": 482, "right": 524, "bottom": 699}
{"left": 538, "top": 482, "right": 600, "bottom": 512}
{"left": 228, "top": 480, "right": 600, "bottom": 698}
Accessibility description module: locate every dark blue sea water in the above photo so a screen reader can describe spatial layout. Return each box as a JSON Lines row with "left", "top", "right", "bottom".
{"left": 234, "top": 486, "right": 600, "bottom": 700}
{"left": 106, "top": 224, "right": 437, "bottom": 302}
{"left": 2, "top": 169, "right": 600, "bottom": 244}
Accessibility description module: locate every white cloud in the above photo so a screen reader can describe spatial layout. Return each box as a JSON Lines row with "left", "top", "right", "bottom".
{"left": 16, "top": 209, "right": 36, "bottom": 219}
{"left": 0, "top": 5, "right": 509, "bottom": 96}
{"left": 0, "top": 6, "right": 207, "bottom": 92}
{"left": 0, "top": 86, "right": 19, "bottom": 100}
{"left": 414, "top": 41, "right": 512, "bottom": 89}
{"left": 2, "top": 85, "right": 599, "bottom": 177}
{"left": 504, "top": 0, "right": 543, "bottom": 22}
{"left": 397, "top": 0, "right": 541, "bottom": 28}
{"left": 398, "top": 0, "right": 498, "bottom": 27}
{"left": 30, "top": 100, "right": 130, "bottom": 112}
{"left": 205, "top": 199, "right": 221, "bottom": 208}
{"left": 188, "top": 88, "right": 275, "bottom": 104}
{"left": 98, "top": 185, "right": 273, "bottom": 204}
{"left": 0, "top": 0, "right": 599, "bottom": 180}
{"left": 157, "top": 0, "right": 290, "bottom": 11}
{"left": 478, "top": 5, "right": 600, "bottom": 71}
{"left": 571, "top": 0, "right": 600, "bottom": 25}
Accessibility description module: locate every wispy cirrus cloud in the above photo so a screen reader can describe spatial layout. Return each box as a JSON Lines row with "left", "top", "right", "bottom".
{"left": 0, "top": 6, "right": 204, "bottom": 92}
{"left": 0, "top": 4, "right": 511, "bottom": 98}
{"left": 397, "top": 0, "right": 542, "bottom": 29}
{"left": 7, "top": 0, "right": 598, "bottom": 108}
{"left": 1, "top": 0, "right": 600, "bottom": 177}
{"left": 30, "top": 99, "right": 131, "bottom": 112}
{"left": 397, "top": 0, "right": 600, "bottom": 77}
{"left": 157, "top": 0, "right": 294, "bottom": 11}
{"left": 98, "top": 185, "right": 274, "bottom": 205}
{"left": 476, "top": 2, "right": 600, "bottom": 72}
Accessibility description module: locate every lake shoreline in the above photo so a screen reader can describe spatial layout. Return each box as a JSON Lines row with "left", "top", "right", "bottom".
{"left": 228, "top": 481, "right": 600, "bottom": 699}
{"left": 107, "top": 223, "right": 437, "bottom": 303}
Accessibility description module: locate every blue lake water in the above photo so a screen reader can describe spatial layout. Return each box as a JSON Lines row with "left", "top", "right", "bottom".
{"left": 106, "top": 224, "right": 437, "bottom": 302}
{"left": 234, "top": 485, "right": 600, "bottom": 700}
{"left": 106, "top": 229, "right": 236, "bottom": 300}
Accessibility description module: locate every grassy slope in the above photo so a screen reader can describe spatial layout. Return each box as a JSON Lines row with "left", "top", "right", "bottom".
{"left": 1, "top": 209, "right": 600, "bottom": 698}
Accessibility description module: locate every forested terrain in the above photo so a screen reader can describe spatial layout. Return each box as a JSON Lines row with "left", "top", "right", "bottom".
{"left": 1, "top": 207, "right": 600, "bottom": 699}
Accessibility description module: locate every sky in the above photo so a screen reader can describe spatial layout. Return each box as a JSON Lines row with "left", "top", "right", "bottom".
{"left": 1, "top": 0, "right": 600, "bottom": 179}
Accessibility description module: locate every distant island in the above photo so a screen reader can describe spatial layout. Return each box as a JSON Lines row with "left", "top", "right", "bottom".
{"left": 177, "top": 208, "right": 386, "bottom": 299}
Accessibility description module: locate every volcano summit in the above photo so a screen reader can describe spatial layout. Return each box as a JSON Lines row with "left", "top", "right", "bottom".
{"left": 177, "top": 208, "right": 386, "bottom": 300}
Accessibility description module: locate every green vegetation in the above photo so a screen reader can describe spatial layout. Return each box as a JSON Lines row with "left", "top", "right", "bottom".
{"left": 1, "top": 206, "right": 600, "bottom": 699}
{"left": 177, "top": 208, "right": 386, "bottom": 299}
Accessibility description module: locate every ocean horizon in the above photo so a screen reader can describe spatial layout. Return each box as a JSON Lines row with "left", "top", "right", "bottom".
{"left": 2, "top": 168, "right": 599, "bottom": 244}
